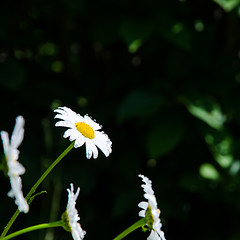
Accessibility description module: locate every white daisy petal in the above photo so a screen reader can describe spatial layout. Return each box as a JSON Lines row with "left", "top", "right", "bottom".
{"left": 64, "top": 129, "right": 78, "bottom": 141}
{"left": 147, "top": 230, "right": 159, "bottom": 240}
{"left": 11, "top": 116, "right": 25, "bottom": 149}
{"left": 1, "top": 131, "right": 10, "bottom": 153}
{"left": 144, "top": 193, "right": 157, "bottom": 203}
{"left": 1, "top": 116, "right": 29, "bottom": 213}
{"left": 84, "top": 115, "right": 102, "bottom": 131}
{"left": 54, "top": 106, "right": 74, "bottom": 116}
{"left": 65, "top": 184, "right": 86, "bottom": 240}
{"left": 54, "top": 107, "right": 66, "bottom": 114}
{"left": 139, "top": 210, "right": 146, "bottom": 218}
{"left": 55, "top": 120, "right": 75, "bottom": 128}
{"left": 86, "top": 147, "right": 92, "bottom": 159}
{"left": 142, "top": 185, "right": 154, "bottom": 195}
{"left": 93, "top": 131, "right": 112, "bottom": 157}
{"left": 55, "top": 114, "right": 77, "bottom": 124}
{"left": 85, "top": 139, "right": 98, "bottom": 159}
{"left": 156, "top": 229, "right": 166, "bottom": 240}
{"left": 55, "top": 107, "right": 83, "bottom": 123}
{"left": 8, "top": 155, "right": 25, "bottom": 176}
{"left": 74, "top": 137, "right": 85, "bottom": 148}
{"left": 54, "top": 106, "right": 112, "bottom": 159}
{"left": 138, "top": 174, "right": 166, "bottom": 240}
{"left": 54, "top": 113, "right": 69, "bottom": 121}
{"left": 8, "top": 176, "right": 29, "bottom": 213}
{"left": 138, "top": 201, "right": 148, "bottom": 210}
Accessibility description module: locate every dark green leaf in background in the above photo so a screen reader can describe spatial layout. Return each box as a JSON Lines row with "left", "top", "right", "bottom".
{"left": 147, "top": 112, "right": 185, "bottom": 158}
{"left": 0, "top": 60, "right": 26, "bottom": 91}
{"left": 117, "top": 89, "right": 165, "bottom": 122}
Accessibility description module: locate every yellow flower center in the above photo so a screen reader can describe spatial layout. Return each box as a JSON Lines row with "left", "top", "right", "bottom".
{"left": 75, "top": 122, "right": 95, "bottom": 139}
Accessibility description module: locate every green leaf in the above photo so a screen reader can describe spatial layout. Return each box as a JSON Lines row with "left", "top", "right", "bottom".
{"left": 117, "top": 90, "right": 165, "bottom": 122}
{"left": 183, "top": 96, "right": 226, "bottom": 130}
{"left": 28, "top": 191, "right": 47, "bottom": 205}
{"left": 156, "top": 16, "right": 193, "bottom": 52}
{"left": 128, "top": 39, "right": 143, "bottom": 53}
{"left": 204, "top": 129, "right": 233, "bottom": 168}
{"left": 213, "top": 0, "right": 240, "bottom": 12}
{"left": 199, "top": 163, "right": 220, "bottom": 180}
{"left": 146, "top": 113, "right": 184, "bottom": 158}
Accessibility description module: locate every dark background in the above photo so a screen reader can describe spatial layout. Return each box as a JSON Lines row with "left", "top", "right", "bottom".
{"left": 1, "top": 0, "right": 240, "bottom": 239}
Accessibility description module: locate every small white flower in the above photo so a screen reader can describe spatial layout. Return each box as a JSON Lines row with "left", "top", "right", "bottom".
{"left": 54, "top": 106, "right": 112, "bottom": 159}
{"left": 62, "top": 184, "right": 86, "bottom": 240}
{"left": 138, "top": 174, "right": 166, "bottom": 240}
{"left": 1, "top": 116, "right": 29, "bottom": 213}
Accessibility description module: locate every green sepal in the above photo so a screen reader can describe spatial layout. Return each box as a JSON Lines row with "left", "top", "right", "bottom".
{"left": 61, "top": 211, "right": 71, "bottom": 232}
{"left": 145, "top": 206, "right": 154, "bottom": 229}
{"left": 141, "top": 225, "right": 149, "bottom": 232}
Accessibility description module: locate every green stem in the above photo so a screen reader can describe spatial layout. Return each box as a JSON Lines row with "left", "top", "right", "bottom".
{"left": 0, "top": 221, "right": 62, "bottom": 240}
{"left": 1, "top": 142, "right": 74, "bottom": 238}
{"left": 113, "top": 218, "right": 146, "bottom": 240}
{"left": 25, "top": 142, "right": 74, "bottom": 201}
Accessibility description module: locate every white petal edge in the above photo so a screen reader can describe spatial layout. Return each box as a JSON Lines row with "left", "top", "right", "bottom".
{"left": 74, "top": 136, "right": 86, "bottom": 148}
{"left": 11, "top": 116, "right": 25, "bottom": 149}
{"left": 84, "top": 115, "right": 102, "bottom": 131}
{"left": 85, "top": 138, "right": 98, "bottom": 159}
{"left": 63, "top": 129, "right": 79, "bottom": 141}
{"left": 147, "top": 230, "right": 160, "bottom": 240}
{"left": 55, "top": 120, "right": 75, "bottom": 128}
{"left": 139, "top": 210, "right": 146, "bottom": 218}
{"left": 8, "top": 176, "right": 29, "bottom": 213}
{"left": 93, "top": 131, "right": 112, "bottom": 157}
{"left": 1, "top": 131, "right": 9, "bottom": 154}
{"left": 138, "top": 201, "right": 148, "bottom": 210}
{"left": 54, "top": 107, "right": 83, "bottom": 123}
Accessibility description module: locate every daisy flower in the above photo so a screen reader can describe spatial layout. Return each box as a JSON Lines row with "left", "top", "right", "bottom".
{"left": 138, "top": 174, "right": 166, "bottom": 240}
{"left": 1, "top": 116, "right": 29, "bottom": 213}
{"left": 54, "top": 106, "right": 112, "bottom": 159}
{"left": 61, "top": 184, "right": 86, "bottom": 240}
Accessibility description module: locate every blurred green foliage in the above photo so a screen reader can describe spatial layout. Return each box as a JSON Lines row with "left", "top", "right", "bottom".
{"left": 214, "top": 0, "right": 240, "bottom": 12}
{"left": 1, "top": 0, "right": 240, "bottom": 240}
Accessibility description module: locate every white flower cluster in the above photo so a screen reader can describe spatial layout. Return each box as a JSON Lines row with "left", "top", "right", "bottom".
{"left": 1, "top": 106, "right": 167, "bottom": 240}
{"left": 1, "top": 107, "right": 114, "bottom": 240}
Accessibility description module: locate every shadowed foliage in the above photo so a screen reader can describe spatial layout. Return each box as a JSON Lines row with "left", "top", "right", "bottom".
{"left": 1, "top": 0, "right": 240, "bottom": 239}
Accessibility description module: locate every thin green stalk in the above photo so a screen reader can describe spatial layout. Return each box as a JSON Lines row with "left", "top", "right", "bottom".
{"left": 0, "top": 221, "right": 62, "bottom": 240}
{"left": 1, "top": 142, "right": 74, "bottom": 238}
{"left": 113, "top": 218, "right": 146, "bottom": 240}
{"left": 25, "top": 142, "right": 74, "bottom": 201}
